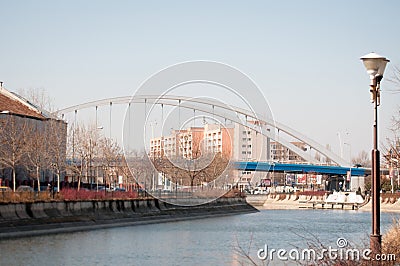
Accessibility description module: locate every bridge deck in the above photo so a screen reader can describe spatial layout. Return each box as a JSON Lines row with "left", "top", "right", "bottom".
{"left": 234, "top": 161, "right": 366, "bottom": 176}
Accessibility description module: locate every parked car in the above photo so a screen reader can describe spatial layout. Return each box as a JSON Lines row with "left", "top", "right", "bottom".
{"left": 98, "top": 186, "right": 115, "bottom": 192}
{"left": 34, "top": 186, "right": 50, "bottom": 192}
{"left": 16, "top": 185, "right": 34, "bottom": 192}
{"left": 0, "top": 186, "right": 12, "bottom": 192}
{"left": 252, "top": 188, "right": 268, "bottom": 195}
{"left": 107, "top": 186, "right": 117, "bottom": 192}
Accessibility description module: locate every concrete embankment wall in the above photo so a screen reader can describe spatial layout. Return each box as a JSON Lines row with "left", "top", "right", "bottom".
{"left": 247, "top": 193, "right": 400, "bottom": 212}
{"left": 359, "top": 196, "right": 400, "bottom": 212}
{"left": 246, "top": 194, "right": 307, "bottom": 208}
{"left": 0, "top": 197, "right": 256, "bottom": 239}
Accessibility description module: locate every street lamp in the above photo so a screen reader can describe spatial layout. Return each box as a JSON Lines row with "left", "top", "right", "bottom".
{"left": 344, "top": 142, "right": 351, "bottom": 191}
{"left": 360, "top": 52, "right": 390, "bottom": 255}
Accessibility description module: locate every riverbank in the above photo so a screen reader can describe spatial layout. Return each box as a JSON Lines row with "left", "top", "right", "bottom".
{"left": 0, "top": 197, "right": 257, "bottom": 240}
{"left": 246, "top": 194, "right": 400, "bottom": 212}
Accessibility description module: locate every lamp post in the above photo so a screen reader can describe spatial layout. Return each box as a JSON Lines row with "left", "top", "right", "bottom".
{"left": 344, "top": 142, "right": 351, "bottom": 191}
{"left": 360, "top": 52, "right": 390, "bottom": 255}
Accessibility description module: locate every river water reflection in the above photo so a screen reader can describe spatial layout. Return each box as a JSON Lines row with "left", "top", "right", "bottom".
{"left": 0, "top": 209, "right": 398, "bottom": 265}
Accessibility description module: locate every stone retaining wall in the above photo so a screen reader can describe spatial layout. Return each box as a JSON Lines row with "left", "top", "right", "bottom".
{"left": 0, "top": 197, "right": 256, "bottom": 239}
{"left": 246, "top": 194, "right": 400, "bottom": 212}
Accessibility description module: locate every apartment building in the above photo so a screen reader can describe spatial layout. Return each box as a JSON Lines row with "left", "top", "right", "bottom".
{"left": 177, "top": 127, "right": 204, "bottom": 159}
{"left": 149, "top": 136, "right": 164, "bottom": 158}
{"left": 149, "top": 121, "right": 270, "bottom": 189}
{"left": 232, "top": 122, "right": 268, "bottom": 188}
{"left": 150, "top": 125, "right": 234, "bottom": 160}
{"left": 270, "top": 141, "right": 307, "bottom": 163}
{"left": 203, "top": 124, "right": 233, "bottom": 157}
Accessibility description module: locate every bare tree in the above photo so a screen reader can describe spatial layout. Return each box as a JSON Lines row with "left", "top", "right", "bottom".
{"left": 125, "top": 152, "right": 152, "bottom": 191}
{"left": 352, "top": 150, "right": 371, "bottom": 167}
{"left": 47, "top": 119, "right": 67, "bottom": 192}
{"left": 65, "top": 122, "right": 134, "bottom": 191}
{"left": 389, "top": 65, "right": 400, "bottom": 90}
{"left": 0, "top": 115, "right": 34, "bottom": 191}
{"left": 393, "top": 109, "right": 400, "bottom": 133}
{"left": 26, "top": 125, "right": 50, "bottom": 191}
{"left": 117, "top": 157, "right": 136, "bottom": 191}
{"left": 72, "top": 124, "right": 89, "bottom": 189}
{"left": 68, "top": 124, "right": 102, "bottom": 190}
{"left": 378, "top": 66, "right": 400, "bottom": 171}
{"left": 98, "top": 137, "right": 122, "bottom": 189}
{"left": 178, "top": 132, "right": 207, "bottom": 188}
{"left": 201, "top": 153, "right": 230, "bottom": 184}
{"left": 153, "top": 152, "right": 231, "bottom": 191}
{"left": 17, "top": 87, "right": 60, "bottom": 191}
{"left": 65, "top": 124, "right": 80, "bottom": 186}
{"left": 18, "top": 88, "right": 55, "bottom": 112}
{"left": 323, "top": 144, "right": 332, "bottom": 164}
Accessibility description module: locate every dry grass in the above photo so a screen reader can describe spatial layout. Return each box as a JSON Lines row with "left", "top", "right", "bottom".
{"left": 0, "top": 188, "right": 243, "bottom": 203}
{"left": 382, "top": 217, "right": 400, "bottom": 265}
{"left": 0, "top": 190, "right": 141, "bottom": 203}
{"left": 0, "top": 191, "right": 56, "bottom": 203}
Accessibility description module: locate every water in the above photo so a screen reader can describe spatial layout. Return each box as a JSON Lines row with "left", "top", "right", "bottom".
{"left": 0, "top": 210, "right": 398, "bottom": 266}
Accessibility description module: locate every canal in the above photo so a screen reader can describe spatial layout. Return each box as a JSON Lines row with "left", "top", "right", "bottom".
{"left": 0, "top": 209, "right": 398, "bottom": 265}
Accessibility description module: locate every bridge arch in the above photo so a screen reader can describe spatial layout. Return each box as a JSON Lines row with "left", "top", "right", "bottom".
{"left": 54, "top": 95, "right": 348, "bottom": 166}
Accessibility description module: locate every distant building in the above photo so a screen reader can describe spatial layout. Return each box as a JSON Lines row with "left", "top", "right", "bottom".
{"left": 149, "top": 120, "right": 270, "bottom": 189}
{"left": 162, "top": 133, "right": 178, "bottom": 158}
{"left": 149, "top": 136, "right": 164, "bottom": 158}
{"left": 150, "top": 125, "right": 234, "bottom": 160}
{"left": 0, "top": 84, "right": 67, "bottom": 189}
{"left": 270, "top": 141, "right": 308, "bottom": 163}
{"left": 232, "top": 121, "right": 269, "bottom": 189}
{"left": 233, "top": 122, "right": 267, "bottom": 161}
{"left": 177, "top": 127, "right": 205, "bottom": 159}
{"left": 203, "top": 124, "right": 233, "bottom": 158}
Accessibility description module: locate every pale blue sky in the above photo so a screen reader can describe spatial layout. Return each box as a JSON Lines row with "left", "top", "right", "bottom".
{"left": 1, "top": 0, "right": 399, "bottom": 160}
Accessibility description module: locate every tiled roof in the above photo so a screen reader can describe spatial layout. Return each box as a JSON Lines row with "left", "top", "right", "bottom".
{"left": 0, "top": 88, "right": 46, "bottom": 120}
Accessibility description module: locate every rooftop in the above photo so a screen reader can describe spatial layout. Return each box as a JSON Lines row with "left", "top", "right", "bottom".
{"left": 0, "top": 86, "right": 46, "bottom": 120}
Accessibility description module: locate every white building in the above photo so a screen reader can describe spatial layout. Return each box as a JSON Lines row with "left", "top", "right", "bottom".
{"left": 203, "top": 124, "right": 233, "bottom": 157}
{"left": 270, "top": 141, "right": 307, "bottom": 163}
{"left": 232, "top": 122, "right": 269, "bottom": 189}
{"left": 149, "top": 136, "right": 164, "bottom": 158}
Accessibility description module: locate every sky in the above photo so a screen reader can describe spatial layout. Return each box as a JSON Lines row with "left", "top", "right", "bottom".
{"left": 0, "top": 0, "right": 399, "bottom": 162}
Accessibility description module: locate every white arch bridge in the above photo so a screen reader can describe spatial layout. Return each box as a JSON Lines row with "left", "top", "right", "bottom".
{"left": 54, "top": 95, "right": 349, "bottom": 168}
